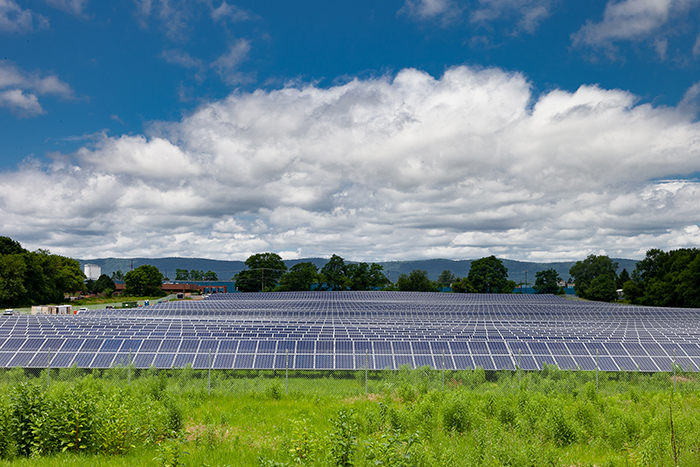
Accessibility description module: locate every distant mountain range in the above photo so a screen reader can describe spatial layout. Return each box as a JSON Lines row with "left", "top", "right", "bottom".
{"left": 78, "top": 256, "right": 639, "bottom": 285}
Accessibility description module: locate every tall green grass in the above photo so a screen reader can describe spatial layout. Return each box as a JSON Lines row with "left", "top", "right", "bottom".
{"left": 0, "top": 365, "right": 698, "bottom": 466}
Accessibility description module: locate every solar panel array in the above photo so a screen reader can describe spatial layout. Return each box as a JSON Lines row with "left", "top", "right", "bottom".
{"left": 0, "top": 291, "right": 698, "bottom": 372}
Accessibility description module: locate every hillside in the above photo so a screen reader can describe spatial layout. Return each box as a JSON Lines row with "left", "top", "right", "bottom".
{"left": 79, "top": 256, "right": 639, "bottom": 284}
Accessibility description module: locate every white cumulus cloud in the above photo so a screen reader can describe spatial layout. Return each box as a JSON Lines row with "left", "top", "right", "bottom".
{"left": 0, "top": 62, "right": 74, "bottom": 117}
{"left": 0, "top": 0, "right": 49, "bottom": 33}
{"left": 2, "top": 65, "right": 700, "bottom": 261}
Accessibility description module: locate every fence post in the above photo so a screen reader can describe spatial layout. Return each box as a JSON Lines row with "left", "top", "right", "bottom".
{"left": 365, "top": 349, "right": 368, "bottom": 395}
{"left": 47, "top": 347, "right": 50, "bottom": 389}
{"left": 442, "top": 350, "right": 445, "bottom": 390}
{"left": 673, "top": 349, "right": 676, "bottom": 393}
{"left": 285, "top": 349, "right": 289, "bottom": 396}
{"left": 596, "top": 350, "right": 599, "bottom": 392}
{"left": 518, "top": 350, "right": 521, "bottom": 385}
{"left": 128, "top": 350, "right": 132, "bottom": 387}
{"left": 208, "top": 349, "right": 212, "bottom": 396}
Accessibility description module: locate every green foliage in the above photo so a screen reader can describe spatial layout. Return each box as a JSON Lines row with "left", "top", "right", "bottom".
{"left": 0, "top": 239, "right": 86, "bottom": 307}
{"left": 278, "top": 262, "right": 319, "bottom": 292}
{"left": 396, "top": 269, "right": 436, "bottom": 292}
{"left": 533, "top": 268, "right": 561, "bottom": 294}
{"left": 451, "top": 276, "right": 476, "bottom": 293}
{"left": 91, "top": 274, "right": 116, "bottom": 295}
{"left": 234, "top": 253, "right": 287, "bottom": 292}
{"left": 467, "top": 256, "right": 512, "bottom": 293}
{"left": 124, "top": 264, "right": 164, "bottom": 297}
{"left": 328, "top": 409, "right": 358, "bottom": 467}
{"left": 569, "top": 255, "right": 619, "bottom": 301}
{"left": 319, "top": 255, "right": 351, "bottom": 291}
{"left": 436, "top": 270, "right": 455, "bottom": 287}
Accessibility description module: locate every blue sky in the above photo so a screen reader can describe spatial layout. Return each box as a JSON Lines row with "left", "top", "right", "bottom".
{"left": 2, "top": 0, "right": 700, "bottom": 262}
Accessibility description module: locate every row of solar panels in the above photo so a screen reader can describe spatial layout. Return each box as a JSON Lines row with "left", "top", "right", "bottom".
{"left": 0, "top": 349, "right": 695, "bottom": 372}
{"left": 2, "top": 337, "right": 699, "bottom": 358}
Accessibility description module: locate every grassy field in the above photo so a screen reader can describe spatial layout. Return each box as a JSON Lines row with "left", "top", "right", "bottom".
{"left": 0, "top": 366, "right": 698, "bottom": 466}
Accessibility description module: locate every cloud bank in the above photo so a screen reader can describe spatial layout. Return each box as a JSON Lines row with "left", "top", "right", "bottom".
{"left": 3, "top": 65, "right": 700, "bottom": 262}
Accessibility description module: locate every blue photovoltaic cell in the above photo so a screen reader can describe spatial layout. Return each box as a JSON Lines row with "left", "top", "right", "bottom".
{"left": 492, "top": 355, "right": 514, "bottom": 370}
{"left": 317, "top": 341, "right": 333, "bottom": 353}
{"left": 258, "top": 341, "right": 276, "bottom": 353}
{"left": 633, "top": 357, "right": 658, "bottom": 372}
{"left": 92, "top": 353, "right": 116, "bottom": 368}
{"left": 597, "top": 356, "right": 619, "bottom": 371}
{"left": 336, "top": 354, "right": 354, "bottom": 369}
{"left": 278, "top": 341, "right": 296, "bottom": 353}
{"left": 160, "top": 340, "right": 181, "bottom": 352}
{"left": 82, "top": 339, "right": 104, "bottom": 351}
{"left": 100, "top": 339, "right": 123, "bottom": 352}
{"left": 219, "top": 340, "right": 238, "bottom": 353}
{"left": 395, "top": 354, "right": 413, "bottom": 368}
{"left": 375, "top": 355, "right": 394, "bottom": 370}
{"left": 51, "top": 353, "right": 75, "bottom": 368}
{"left": 1, "top": 338, "right": 24, "bottom": 351}
{"left": 624, "top": 343, "right": 647, "bottom": 357}
{"left": 134, "top": 353, "right": 155, "bottom": 368}
{"left": 414, "top": 355, "right": 434, "bottom": 367}
{"left": 614, "top": 356, "right": 638, "bottom": 371}
{"left": 154, "top": 353, "right": 175, "bottom": 368}
{"left": 605, "top": 343, "right": 626, "bottom": 355}
{"left": 9, "top": 353, "right": 34, "bottom": 367}
{"left": 253, "top": 354, "right": 274, "bottom": 369}
{"left": 453, "top": 355, "right": 472, "bottom": 369}
{"left": 336, "top": 341, "right": 353, "bottom": 353}
{"left": 534, "top": 355, "right": 556, "bottom": 368}
{"left": 316, "top": 354, "right": 333, "bottom": 369}
{"left": 74, "top": 353, "right": 95, "bottom": 367}
{"left": 374, "top": 342, "right": 392, "bottom": 354}
{"left": 234, "top": 353, "right": 255, "bottom": 368}
{"left": 121, "top": 340, "right": 142, "bottom": 353}
{"left": 0, "top": 352, "right": 14, "bottom": 367}
{"left": 180, "top": 340, "right": 200, "bottom": 353}
{"left": 518, "top": 355, "right": 538, "bottom": 370}
{"left": 20, "top": 339, "right": 44, "bottom": 351}
{"left": 193, "top": 353, "right": 211, "bottom": 369}
{"left": 679, "top": 343, "right": 700, "bottom": 356}
{"left": 296, "top": 354, "right": 314, "bottom": 369}
{"left": 28, "top": 352, "right": 51, "bottom": 367}
{"left": 173, "top": 353, "right": 195, "bottom": 367}
{"left": 488, "top": 341, "right": 509, "bottom": 355}
{"left": 567, "top": 343, "right": 588, "bottom": 355}
{"left": 213, "top": 353, "right": 235, "bottom": 368}
{"left": 273, "top": 353, "right": 288, "bottom": 369}
{"left": 469, "top": 341, "right": 489, "bottom": 354}
{"left": 473, "top": 355, "right": 496, "bottom": 370}
{"left": 140, "top": 339, "right": 161, "bottom": 352}
{"left": 554, "top": 355, "right": 577, "bottom": 369}
{"left": 548, "top": 342, "right": 568, "bottom": 355}
{"left": 297, "top": 341, "right": 314, "bottom": 353}
{"left": 62, "top": 339, "right": 84, "bottom": 351}
{"left": 653, "top": 357, "right": 672, "bottom": 371}
{"left": 412, "top": 342, "right": 430, "bottom": 353}
{"left": 529, "top": 342, "right": 549, "bottom": 354}
{"left": 573, "top": 356, "right": 596, "bottom": 370}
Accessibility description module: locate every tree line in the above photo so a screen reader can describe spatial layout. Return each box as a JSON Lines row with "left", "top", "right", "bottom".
{"left": 0, "top": 237, "right": 85, "bottom": 308}
{"left": 175, "top": 269, "right": 219, "bottom": 281}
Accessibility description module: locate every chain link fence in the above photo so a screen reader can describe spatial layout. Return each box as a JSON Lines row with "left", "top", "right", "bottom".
{"left": 1, "top": 357, "right": 698, "bottom": 398}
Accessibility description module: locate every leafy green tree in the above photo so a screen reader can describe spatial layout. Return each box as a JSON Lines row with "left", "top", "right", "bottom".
{"left": 616, "top": 268, "right": 630, "bottom": 289}
{"left": 451, "top": 277, "right": 475, "bottom": 293}
{"left": 203, "top": 270, "right": 218, "bottom": 281}
{"left": 234, "top": 253, "right": 287, "bottom": 292}
{"left": 124, "top": 265, "right": 164, "bottom": 296}
{"left": 397, "top": 270, "right": 436, "bottom": 292}
{"left": 320, "top": 254, "right": 351, "bottom": 291}
{"left": 346, "top": 262, "right": 387, "bottom": 290}
{"left": 93, "top": 274, "right": 116, "bottom": 294}
{"left": 0, "top": 254, "right": 27, "bottom": 307}
{"left": 437, "top": 270, "right": 455, "bottom": 287}
{"left": 569, "top": 255, "right": 618, "bottom": 300}
{"left": 467, "top": 256, "right": 511, "bottom": 293}
{"left": 278, "top": 262, "right": 319, "bottom": 291}
{"left": 0, "top": 236, "right": 25, "bottom": 256}
{"left": 190, "top": 270, "right": 204, "bottom": 281}
{"left": 533, "top": 269, "right": 561, "bottom": 294}
{"left": 111, "top": 270, "right": 124, "bottom": 281}
{"left": 175, "top": 269, "right": 189, "bottom": 280}
{"left": 587, "top": 274, "right": 618, "bottom": 302}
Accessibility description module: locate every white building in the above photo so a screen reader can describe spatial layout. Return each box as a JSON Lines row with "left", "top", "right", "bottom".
{"left": 84, "top": 263, "right": 101, "bottom": 281}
